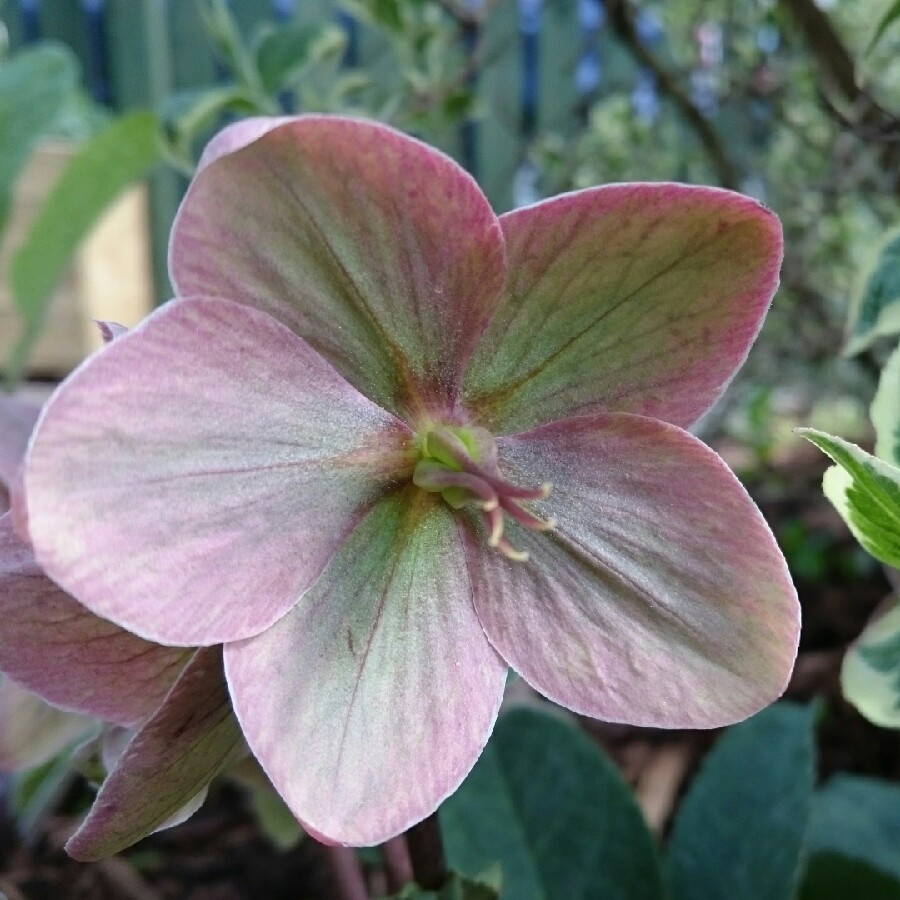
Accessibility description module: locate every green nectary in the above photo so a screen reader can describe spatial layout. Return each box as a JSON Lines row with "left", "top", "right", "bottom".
{"left": 412, "top": 425, "right": 554, "bottom": 561}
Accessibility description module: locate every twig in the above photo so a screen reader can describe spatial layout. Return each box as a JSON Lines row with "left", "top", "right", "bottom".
{"left": 606, "top": 0, "right": 742, "bottom": 189}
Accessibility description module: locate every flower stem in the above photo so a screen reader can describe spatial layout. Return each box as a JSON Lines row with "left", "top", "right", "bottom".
{"left": 406, "top": 812, "right": 448, "bottom": 890}
{"left": 381, "top": 836, "right": 415, "bottom": 892}
{"left": 326, "top": 845, "right": 369, "bottom": 900}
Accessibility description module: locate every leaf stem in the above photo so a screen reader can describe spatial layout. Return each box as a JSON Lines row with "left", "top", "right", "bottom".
{"left": 406, "top": 812, "right": 448, "bottom": 890}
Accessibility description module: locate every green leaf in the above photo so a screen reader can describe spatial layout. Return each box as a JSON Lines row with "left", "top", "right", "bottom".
{"left": 666, "top": 702, "right": 816, "bottom": 900}
{"left": 798, "top": 428, "right": 900, "bottom": 568}
{"left": 0, "top": 43, "right": 79, "bottom": 235}
{"left": 800, "top": 853, "right": 900, "bottom": 900}
{"left": 6, "top": 111, "right": 162, "bottom": 385}
{"left": 199, "top": 0, "right": 261, "bottom": 92}
{"left": 872, "top": 344, "right": 900, "bottom": 467}
{"left": 846, "top": 225, "right": 900, "bottom": 355}
{"left": 440, "top": 707, "right": 664, "bottom": 900}
{"left": 805, "top": 775, "right": 900, "bottom": 881}
{"left": 254, "top": 21, "right": 340, "bottom": 94}
{"left": 866, "top": 0, "right": 900, "bottom": 55}
{"left": 160, "top": 86, "right": 258, "bottom": 173}
{"left": 391, "top": 872, "right": 500, "bottom": 900}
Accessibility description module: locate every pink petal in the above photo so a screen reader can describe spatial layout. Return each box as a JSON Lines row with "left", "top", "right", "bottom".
{"left": 25, "top": 297, "right": 412, "bottom": 646}
{"left": 0, "top": 393, "right": 40, "bottom": 499}
{"left": 0, "top": 516, "right": 190, "bottom": 726}
{"left": 0, "top": 677, "right": 93, "bottom": 771}
{"left": 197, "top": 115, "right": 294, "bottom": 170}
{"left": 466, "top": 414, "right": 799, "bottom": 728}
{"left": 66, "top": 647, "right": 244, "bottom": 861}
{"left": 463, "top": 184, "right": 782, "bottom": 432}
{"left": 171, "top": 116, "right": 506, "bottom": 420}
{"left": 225, "top": 489, "right": 507, "bottom": 846}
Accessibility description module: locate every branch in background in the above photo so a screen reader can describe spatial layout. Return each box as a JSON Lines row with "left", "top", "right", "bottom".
{"left": 605, "top": 0, "right": 742, "bottom": 190}
{"left": 434, "top": 0, "right": 503, "bottom": 27}
{"left": 778, "top": 0, "right": 900, "bottom": 186}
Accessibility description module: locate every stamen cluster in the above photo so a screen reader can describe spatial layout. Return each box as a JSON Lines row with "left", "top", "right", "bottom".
{"left": 412, "top": 426, "right": 555, "bottom": 561}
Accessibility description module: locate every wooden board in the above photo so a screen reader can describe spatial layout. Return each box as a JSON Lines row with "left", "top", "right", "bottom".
{"left": 0, "top": 142, "right": 154, "bottom": 377}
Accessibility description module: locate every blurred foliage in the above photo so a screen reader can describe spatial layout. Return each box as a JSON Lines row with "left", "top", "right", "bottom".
{"left": 3, "top": 0, "right": 900, "bottom": 413}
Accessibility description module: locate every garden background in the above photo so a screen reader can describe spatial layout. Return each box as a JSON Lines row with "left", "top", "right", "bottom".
{"left": 1, "top": 0, "right": 899, "bottom": 897}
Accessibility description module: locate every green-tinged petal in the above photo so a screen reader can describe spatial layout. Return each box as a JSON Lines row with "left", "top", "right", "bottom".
{"left": 800, "top": 428, "right": 900, "bottom": 568}
{"left": 463, "top": 184, "right": 781, "bottom": 433}
{"left": 25, "top": 297, "right": 412, "bottom": 646}
{"left": 65, "top": 647, "right": 245, "bottom": 861}
{"left": 0, "top": 677, "right": 93, "bottom": 772}
{"left": 171, "top": 116, "right": 506, "bottom": 421}
{"left": 466, "top": 414, "right": 798, "bottom": 728}
{"left": 841, "top": 600, "right": 900, "bottom": 728}
{"left": 225, "top": 488, "right": 507, "bottom": 846}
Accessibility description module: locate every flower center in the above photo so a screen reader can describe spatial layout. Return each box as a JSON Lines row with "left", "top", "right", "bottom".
{"left": 412, "top": 425, "right": 554, "bottom": 561}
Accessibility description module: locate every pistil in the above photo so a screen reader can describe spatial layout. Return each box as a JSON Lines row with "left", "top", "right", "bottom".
{"left": 413, "top": 425, "right": 555, "bottom": 561}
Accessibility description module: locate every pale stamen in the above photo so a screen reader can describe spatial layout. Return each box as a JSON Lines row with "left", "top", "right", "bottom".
{"left": 413, "top": 461, "right": 498, "bottom": 509}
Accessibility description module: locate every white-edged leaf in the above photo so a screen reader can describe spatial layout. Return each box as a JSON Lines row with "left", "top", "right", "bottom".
{"left": 799, "top": 429, "right": 900, "bottom": 568}
{"left": 842, "top": 600, "right": 900, "bottom": 728}
{"left": 872, "top": 344, "right": 900, "bottom": 467}
{"left": 846, "top": 226, "right": 900, "bottom": 355}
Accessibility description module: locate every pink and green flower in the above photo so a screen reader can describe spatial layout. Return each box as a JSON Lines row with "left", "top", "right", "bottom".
{"left": 0, "top": 390, "right": 242, "bottom": 858}
{"left": 21, "top": 116, "right": 800, "bottom": 847}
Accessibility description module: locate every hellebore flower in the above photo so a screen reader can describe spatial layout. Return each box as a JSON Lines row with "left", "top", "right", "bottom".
{"left": 0, "top": 391, "right": 243, "bottom": 859}
{"left": 23, "top": 116, "right": 800, "bottom": 846}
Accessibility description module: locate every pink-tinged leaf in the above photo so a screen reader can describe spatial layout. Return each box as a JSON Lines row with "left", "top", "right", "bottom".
{"left": 0, "top": 676, "right": 93, "bottom": 771}
{"left": 463, "top": 184, "right": 782, "bottom": 433}
{"left": 0, "top": 393, "right": 39, "bottom": 497}
{"left": 0, "top": 516, "right": 191, "bottom": 726}
{"left": 66, "top": 647, "right": 244, "bottom": 861}
{"left": 171, "top": 116, "right": 505, "bottom": 420}
{"left": 25, "top": 297, "right": 412, "bottom": 646}
{"left": 93, "top": 320, "right": 127, "bottom": 343}
{"left": 465, "top": 414, "right": 799, "bottom": 728}
{"left": 225, "top": 488, "right": 507, "bottom": 846}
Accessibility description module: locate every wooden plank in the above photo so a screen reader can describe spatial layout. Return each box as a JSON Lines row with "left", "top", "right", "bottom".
{"left": 0, "top": 141, "right": 153, "bottom": 377}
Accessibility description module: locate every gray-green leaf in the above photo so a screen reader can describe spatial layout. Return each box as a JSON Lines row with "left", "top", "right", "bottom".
{"left": 440, "top": 707, "right": 663, "bottom": 900}
{"left": 805, "top": 775, "right": 900, "bottom": 882}
{"left": 666, "top": 702, "right": 816, "bottom": 900}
